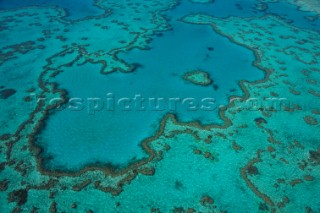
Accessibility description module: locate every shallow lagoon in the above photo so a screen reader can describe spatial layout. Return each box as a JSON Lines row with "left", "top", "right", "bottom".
{"left": 1, "top": 0, "right": 320, "bottom": 212}
{"left": 37, "top": 4, "right": 264, "bottom": 170}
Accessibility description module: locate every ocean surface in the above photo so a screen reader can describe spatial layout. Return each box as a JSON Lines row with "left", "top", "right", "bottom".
{"left": 0, "top": 0, "right": 319, "bottom": 212}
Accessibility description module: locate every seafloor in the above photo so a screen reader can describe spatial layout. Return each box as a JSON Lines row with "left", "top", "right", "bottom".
{"left": 0, "top": 0, "right": 320, "bottom": 212}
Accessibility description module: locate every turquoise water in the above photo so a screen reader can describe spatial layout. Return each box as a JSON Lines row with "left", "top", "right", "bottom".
{"left": 37, "top": 4, "right": 263, "bottom": 171}
{"left": 1, "top": 0, "right": 320, "bottom": 212}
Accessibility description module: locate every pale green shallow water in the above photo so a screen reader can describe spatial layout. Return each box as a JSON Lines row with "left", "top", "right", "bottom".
{"left": 0, "top": 0, "right": 320, "bottom": 212}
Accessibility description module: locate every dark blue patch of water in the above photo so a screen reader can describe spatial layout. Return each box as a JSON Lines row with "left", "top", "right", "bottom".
{"left": 0, "top": 0, "right": 104, "bottom": 20}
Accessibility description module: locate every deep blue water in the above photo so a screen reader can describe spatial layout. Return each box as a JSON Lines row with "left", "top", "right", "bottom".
{"left": 267, "top": 1, "right": 320, "bottom": 32}
{"left": 0, "top": 0, "right": 104, "bottom": 19}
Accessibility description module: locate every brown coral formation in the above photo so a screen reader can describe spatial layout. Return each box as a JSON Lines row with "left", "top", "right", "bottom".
{"left": 7, "top": 189, "right": 28, "bottom": 206}
{"left": 183, "top": 70, "right": 213, "bottom": 86}
{"left": 200, "top": 195, "right": 214, "bottom": 206}
{"left": 0, "top": 88, "right": 16, "bottom": 99}
{"left": 303, "top": 116, "right": 318, "bottom": 125}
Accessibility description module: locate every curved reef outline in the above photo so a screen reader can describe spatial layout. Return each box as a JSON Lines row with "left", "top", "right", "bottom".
{"left": 2, "top": 3, "right": 320, "bottom": 212}
{"left": 3, "top": 11, "right": 272, "bottom": 177}
{"left": 15, "top": 12, "right": 273, "bottom": 177}
{"left": 2, "top": 0, "right": 184, "bottom": 178}
{"left": 183, "top": 70, "right": 213, "bottom": 86}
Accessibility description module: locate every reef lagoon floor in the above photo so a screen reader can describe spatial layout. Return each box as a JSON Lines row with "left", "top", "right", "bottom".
{"left": 0, "top": 0, "right": 320, "bottom": 212}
